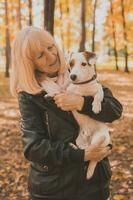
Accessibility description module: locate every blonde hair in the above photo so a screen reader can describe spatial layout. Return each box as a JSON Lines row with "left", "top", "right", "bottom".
{"left": 10, "top": 26, "right": 66, "bottom": 97}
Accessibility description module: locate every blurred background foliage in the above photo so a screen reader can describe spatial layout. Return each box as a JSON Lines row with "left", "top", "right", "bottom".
{"left": 0, "top": 1, "right": 133, "bottom": 200}
{"left": 0, "top": 0, "right": 133, "bottom": 77}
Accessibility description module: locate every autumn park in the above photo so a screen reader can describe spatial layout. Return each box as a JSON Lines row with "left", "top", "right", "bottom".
{"left": 0, "top": 0, "right": 133, "bottom": 200}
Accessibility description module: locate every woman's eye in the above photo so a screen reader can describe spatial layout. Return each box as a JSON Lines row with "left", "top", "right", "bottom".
{"left": 37, "top": 52, "right": 44, "bottom": 59}
{"left": 81, "top": 62, "right": 87, "bottom": 66}
{"left": 48, "top": 46, "right": 53, "bottom": 50}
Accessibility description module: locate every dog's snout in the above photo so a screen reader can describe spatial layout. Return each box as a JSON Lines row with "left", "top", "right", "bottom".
{"left": 70, "top": 74, "right": 77, "bottom": 81}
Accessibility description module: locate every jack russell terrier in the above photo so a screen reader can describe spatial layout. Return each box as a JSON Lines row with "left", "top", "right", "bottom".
{"left": 39, "top": 51, "right": 112, "bottom": 179}
{"left": 66, "top": 51, "right": 111, "bottom": 179}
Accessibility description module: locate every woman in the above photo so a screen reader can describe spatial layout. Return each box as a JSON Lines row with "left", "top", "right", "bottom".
{"left": 10, "top": 26, "right": 122, "bottom": 200}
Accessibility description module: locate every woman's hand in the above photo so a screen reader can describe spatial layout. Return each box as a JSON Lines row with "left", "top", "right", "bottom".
{"left": 84, "top": 137, "right": 111, "bottom": 162}
{"left": 54, "top": 91, "right": 84, "bottom": 111}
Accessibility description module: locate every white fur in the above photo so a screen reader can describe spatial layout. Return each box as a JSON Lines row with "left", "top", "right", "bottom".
{"left": 67, "top": 52, "right": 111, "bottom": 179}
{"left": 68, "top": 53, "right": 95, "bottom": 83}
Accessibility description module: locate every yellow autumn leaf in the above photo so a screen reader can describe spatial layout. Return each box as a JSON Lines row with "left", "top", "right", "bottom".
{"left": 114, "top": 194, "right": 125, "bottom": 200}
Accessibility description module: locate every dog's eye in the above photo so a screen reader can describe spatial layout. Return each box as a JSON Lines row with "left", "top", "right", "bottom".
{"left": 69, "top": 61, "right": 74, "bottom": 67}
{"left": 81, "top": 62, "right": 87, "bottom": 66}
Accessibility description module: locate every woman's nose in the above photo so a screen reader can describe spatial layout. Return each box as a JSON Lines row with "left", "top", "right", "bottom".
{"left": 44, "top": 49, "right": 55, "bottom": 62}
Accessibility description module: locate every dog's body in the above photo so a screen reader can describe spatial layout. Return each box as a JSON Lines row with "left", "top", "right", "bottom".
{"left": 66, "top": 51, "right": 111, "bottom": 179}
{"left": 39, "top": 51, "right": 111, "bottom": 179}
{"left": 67, "top": 81, "right": 110, "bottom": 179}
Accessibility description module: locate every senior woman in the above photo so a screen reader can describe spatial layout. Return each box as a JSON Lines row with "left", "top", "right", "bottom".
{"left": 10, "top": 26, "right": 122, "bottom": 200}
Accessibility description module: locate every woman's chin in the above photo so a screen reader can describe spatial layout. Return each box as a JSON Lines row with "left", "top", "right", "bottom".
{"left": 45, "top": 65, "right": 60, "bottom": 74}
{"left": 45, "top": 69, "right": 59, "bottom": 78}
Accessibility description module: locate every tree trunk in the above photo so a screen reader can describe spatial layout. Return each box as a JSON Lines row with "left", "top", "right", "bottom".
{"left": 92, "top": 0, "right": 97, "bottom": 52}
{"left": 17, "top": 0, "right": 21, "bottom": 29}
{"left": 28, "top": 0, "right": 32, "bottom": 25}
{"left": 79, "top": 0, "right": 86, "bottom": 52}
{"left": 66, "top": 0, "right": 71, "bottom": 52}
{"left": 121, "top": 0, "right": 129, "bottom": 72}
{"left": 110, "top": 0, "right": 119, "bottom": 70}
{"left": 5, "top": 0, "right": 11, "bottom": 77}
{"left": 44, "top": 0, "right": 55, "bottom": 35}
{"left": 59, "top": 2, "right": 64, "bottom": 51}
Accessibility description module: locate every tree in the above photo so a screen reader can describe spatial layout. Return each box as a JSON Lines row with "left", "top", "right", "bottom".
{"left": 92, "top": 0, "right": 97, "bottom": 52}
{"left": 17, "top": 0, "right": 21, "bottom": 29}
{"left": 28, "top": 0, "right": 32, "bottom": 25}
{"left": 79, "top": 0, "right": 86, "bottom": 52}
{"left": 59, "top": 1, "right": 64, "bottom": 51}
{"left": 44, "top": 0, "right": 55, "bottom": 35}
{"left": 5, "top": 0, "right": 11, "bottom": 77}
{"left": 105, "top": 0, "right": 132, "bottom": 71}
{"left": 121, "top": 0, "right": 129, "bottom": 72}
{"left": 66, "top": 0, "right": 71, "bottom": 52}
{"left": 110, "top": 0, "right": 119, "bottom": 70}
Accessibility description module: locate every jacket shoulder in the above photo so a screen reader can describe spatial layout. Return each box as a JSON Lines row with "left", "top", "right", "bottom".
{"left": 18, "top": 91, "right": 46, "bottom": 101}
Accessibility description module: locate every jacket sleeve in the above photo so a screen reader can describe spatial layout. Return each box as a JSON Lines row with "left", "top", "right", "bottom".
{"left": 18, "top": 93, "right": 84, "bottom": 166}
{"left": 78, "top": 86, "right": 123, "bottom": 123}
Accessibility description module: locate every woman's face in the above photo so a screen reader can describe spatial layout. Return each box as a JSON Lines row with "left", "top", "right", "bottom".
{"left": 33, "top": 43, "right": 60, "bottom": 75}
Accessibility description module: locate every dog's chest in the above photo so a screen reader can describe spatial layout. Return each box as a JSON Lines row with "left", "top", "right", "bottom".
{"left": 67, "top": 82, "right": 98, "bottom": 96}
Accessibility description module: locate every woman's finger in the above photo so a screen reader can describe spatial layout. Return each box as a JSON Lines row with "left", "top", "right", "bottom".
{"left": 54, "top": 93, "right": 65, "bottom": 101}
{"left": 99, "top": 149, "right": 112, "bottom": 161}
{"left": 92, "top": 136, "right": 106, "bottom": 147}
{"left": 69, "top": 143, "right": 78, "bottom": 149}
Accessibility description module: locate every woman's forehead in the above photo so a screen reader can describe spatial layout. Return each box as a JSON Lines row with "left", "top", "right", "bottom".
{"left": 30, "top": 30, "right": 54, "bottom": 45}
{"left": 26, "top": 31, "right": 55, "bottom": 57}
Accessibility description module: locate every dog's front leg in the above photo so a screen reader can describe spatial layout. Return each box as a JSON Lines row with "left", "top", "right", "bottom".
{"left": 86, "top": 160, "right": 97, "bottom": 179}
{"left": 92, "top": 84, "right": 104, "bottom": 114}
{"left": 40, "top": 79, "right": 62, "bottom": 98}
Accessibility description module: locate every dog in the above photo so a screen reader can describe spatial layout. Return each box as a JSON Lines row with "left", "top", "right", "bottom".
{"left": 39, "top": 51, "right": 111, "bottom": 179}
{"left": 66, "top": 51, "right": 111, "bottom": 179}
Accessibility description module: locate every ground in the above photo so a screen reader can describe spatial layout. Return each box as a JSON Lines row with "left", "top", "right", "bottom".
{"left": 0, "top": 71, "right": 133, "bottom": 200}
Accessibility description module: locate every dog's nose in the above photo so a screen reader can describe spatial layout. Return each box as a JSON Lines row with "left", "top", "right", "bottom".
{"left": 70, "top": 74, "right": 77, "bottom": 81}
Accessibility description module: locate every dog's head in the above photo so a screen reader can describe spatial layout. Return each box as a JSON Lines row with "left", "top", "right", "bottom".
{"left": 67, "top": 51, "right": 97, "bottom": 83}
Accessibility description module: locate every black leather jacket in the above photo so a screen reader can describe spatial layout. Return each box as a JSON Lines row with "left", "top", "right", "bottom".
{"left": 18, "top": 86, "right": 122, "bottom": 199}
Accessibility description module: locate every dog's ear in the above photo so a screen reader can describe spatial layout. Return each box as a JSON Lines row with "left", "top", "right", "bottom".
{"left": 65, "top": 52, "right": 74, "bottom": 70}
{"left": 89, "top": 56, "right": 97, "bottom": 66}
{"left": 83, "top": 51, "right": 97, "bottom": 65}
{"left": 65, "top": 52, "right": 73, "bottom": 61}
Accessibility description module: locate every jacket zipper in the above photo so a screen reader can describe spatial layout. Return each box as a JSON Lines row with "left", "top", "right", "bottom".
{"left": 45, "top": 111, "right": 52, "bottom": 140}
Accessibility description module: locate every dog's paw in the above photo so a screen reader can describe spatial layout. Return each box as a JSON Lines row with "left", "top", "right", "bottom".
{"left": 92, "top": 101, "right": 102, "bottom": 114}
{"left": 86, "top": 169, "right": 94, "bottom": 180}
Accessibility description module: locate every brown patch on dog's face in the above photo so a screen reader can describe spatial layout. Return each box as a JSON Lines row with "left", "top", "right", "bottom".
{"left": 69, "top": 59, "right": 75, "bottom": 68}
{"left": 83, "top": 51, "right": 96, "bottom": 64}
